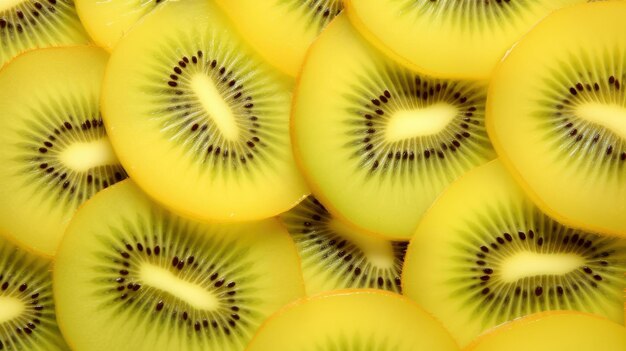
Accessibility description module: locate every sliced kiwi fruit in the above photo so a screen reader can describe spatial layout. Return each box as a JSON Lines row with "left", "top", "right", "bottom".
{"left": 53, "top": 179, "right": 304, "bottom": 351}
{"left": 402, "top": 159, "right": 626, "bottom": 347}
{"left": 215, "top": 0, "right": 343, "bottom": 76}
{"left": 0, "top": 0, "right": 89, "bottom": 67}
{"left": 0, "top": 236, "right": 69, "bottom": 350}
{"left": 75, "top": 0, "right": 166, "bottom": 51}
{"left": 466, "top": 311, "right": 626, "bottom": 351}
{"left": 344, "top": 0, "right": 588, "bottom": 79}
{"left": 246, "top": 289, "right": 460, "bottom": 351}
{"left": 280, "top": 195, "right": 407, "bottom": 295}
{"left": 487, "top": 1, "right": 626, "bottom": 238}
{"left": 102, "top": 0, "right": 308, "bottom": 223}
{"left": 0, "top": 46, "right": 127, "bottom": 257}
{"left": 292, "top": 14, "right": 495, "bottom": 239}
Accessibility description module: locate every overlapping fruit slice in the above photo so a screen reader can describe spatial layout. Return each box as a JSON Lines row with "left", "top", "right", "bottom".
{"left": 344, "top": 0, "right": 586, "bottom": 79}
{"left": 403, "top": 160, "right": 626, "bottom": 347}
{"left": 292, "top": 14, "right": 495, "bottom": 239}
{"left": 246, "top": 290, "right": 460, "bottom": 351}
{"left": 488, "top": 1, "right": 626, "bottom": 237}
{"left": 0, "top": 46, "right": 127, "bottom": 256}
{"left": 54, "top": 180, "right": 304, "bottom": 351}
{"left": 102, "top": 0, "right": 308, "bottom": 223}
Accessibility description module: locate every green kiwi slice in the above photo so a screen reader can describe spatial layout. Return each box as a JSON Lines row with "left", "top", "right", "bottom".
{"left": 0, "top": 0, "right": 89, "bottom": 67}
{"left": 54, "top": 180, "right": 305, "bottom": 351}
{"left": 402, "top": 160, "right": 626, "bottom": 347}
{"left": 292, "top": 14, "right": 496, "bottom": 239}
{"left": 102, "top": 0, "right": 308, "bottom": 223}
{"left": 280, "top": 196, "right": 407, "bottom": 295}
{"left": 0, "top": 46, "right": 127, "bottom": 257}
{"left": 0, "top": 236, "right": 69, "bottom": 350}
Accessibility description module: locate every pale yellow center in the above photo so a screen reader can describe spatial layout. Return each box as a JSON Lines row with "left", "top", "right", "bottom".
{"left": 140, "top": 263, "right": 219, "bottom": 310}
{"left": 191, "top": 74, "right": 239, "bottom": 141}
{"left": 576, "top": 103, "right": 626, "bottom": 140}
{"left": 328, "top": 219, "right": 395, "bottom": 269}
{"left": 0, "top": 0, "right": 23, "bottom": 12}
{"left": 0, "top": 296, "right": 24, "bottom": 323}
{"left": 500, "top": 251, "right": 585, "bottom": 283}
{"left": 385, "top": 103, "right": 458, "bottom": 142}
{"left": 59, "top": 138, "right": 119, "bottom": 172}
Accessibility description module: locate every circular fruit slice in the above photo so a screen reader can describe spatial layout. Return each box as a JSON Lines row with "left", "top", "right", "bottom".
{"left": 293, "top": 14, "right": 495, "bottom": 239}
{"left": 0, "top": 0, "right": 89, "bottom": 67}
{"left": 75, "top": 0, "right": 166, "bottom": 51}
{"left": 466, "top": 312, "right": 626, "bottom": 351}
{"left": 246, "top": 290, "right": 459, "bottom": 351}
{"left": 0, "top": 236, "right": 68, "bottom": 350}
{"left": 54, "top": 180, "right": 304, "bottom": 351}
{"left": 0, "top": 46, "right": 127, "bottom": 257}
{"left": 102, "top": 0, "right": 308, "bottom": 223}
{"left": 402, "top": 160, "right": 626, "bottom": 347}
{"left": 344, "top": 0, "right": 585, "bottom": 79}
{"left": 215, "top": 0, "right": 343, "bottom": 76}
{"left": 280, "top": 196, "right": 407, "bottom": 295}
{"left": 488, "top": 1, "right": 626, "bottom": 238}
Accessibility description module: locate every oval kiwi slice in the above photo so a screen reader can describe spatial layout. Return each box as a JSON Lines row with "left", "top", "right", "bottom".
{"left": 466, "top": 312, "right": 626, "bottom": 351}
{"left": 344, "top": 0, "right": 587, "bottom": 79}
{"left": 0, "top": 0, "right": 89, "bottom": 67}
{"left": 293, "top": 14, "right": 495, "bottom": 239}
{"left": 402, "top": 160, "right": 626, "bottom": 347}
{"left": 247, "top": 289, "right": 460, "bottom": 351}
{"left": 0, "top": 236, "right": 68, "bottom": 350}
{"left": 488, "top": 1, "right": 626, "bottom": 238}
{"left": 53, "top": 179, "right": 304, "bottom": 351}
{"left": 215, "top": 0, "right": 343, "bottom": 76}
{"left": 280, "top": 196, "right": 407, "bottom": 295}
{"left": 0, "top": 46, "right": 127, "bottom": 257}
{"left": 102, "top": 0, "right": 308, "bottom": 223}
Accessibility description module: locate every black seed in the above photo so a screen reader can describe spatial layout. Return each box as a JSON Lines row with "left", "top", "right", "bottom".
{"left": 569, "top": 87, "right": 577, "bottom": 95}
{"left": 583, "top": 267, "right": 592, "bottom": 274}
{"left": 535, "top": 286, "right": 543, "bottom": 296}
{"left": 518, "top": 232, "right": 526, "bottom": 240}
{"left": 156, "top": 301, "right": 164, "bottom": 311}
{"left": 537, "top": 238, "right": 543, "bottom": 246}
{"left": 481, "top": 287, "right": 490, "bottom": 295}
{"left": 476, "top": 260, "right": 486, "bottom": 266}
{"left": 557, "top": 286, "right": 564, "bottom": 296}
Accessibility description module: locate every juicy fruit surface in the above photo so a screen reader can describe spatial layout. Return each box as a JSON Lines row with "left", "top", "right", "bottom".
{"left": 0, "top": 46, "right": 127, "bottom": 257}
{"left": 216, "top": 0, "right": 343, "bottom": 76}
{"left": 466, "top": 312, "right": 626, "bottom": 351}
{"left": 102, "top": 0, "right": 308, "bottom": 223}
{"left": 488, "top": 2, "right": 626, "bottom": 237}
{"left": 402, "top": 160, "right": 626, "bottom": 347}
{"left": 280, "top": 196, "right": 407, "bottom": 295}
{"left": 246, "top": 290, "right": 460, "bottom": 351}
{"left": 293, "top": 14, "right": 495, "bottom": 239}
{"left": 0, "top": 237, "right": 69, "bottom": 351}
{"left": 345, "top": 0, "right": 586, "bottom": 79}
{"left": 76, "top": 0, "right": 165, "bottom": 50}
{"left": 0, "top": 0, "right": 89, "bottom": 67}
{"left": 53, "top": 180, "right": 304, "bottom": 351}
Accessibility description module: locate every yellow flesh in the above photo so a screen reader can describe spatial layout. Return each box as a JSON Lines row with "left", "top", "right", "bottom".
{"left": 385, "top": 104, "right": 458, "bottom": 141}
{"left": 0, "top": 296, "right": 24, "bottom": 324}
{"left": 0, "top": 0, "right": 23, "bottom": 12}
{"left": 190, "top": 74, "right": 240, "bottom": 141}
{"left": 500, "top": 252, "right": 584, "bottom": 283}
{"left": 345, "top": 0, "right": 586, "bottom": 79}
{"left": 102, "top": 0, "right": 308, "bottom": 222}
{"left": 247, "top": 290, "right": 460, "bottom": 351}
{"left": 54, "top": 180, "right": 305, "bottom": 351}
{"left": 59, "top": 138, "right": 119, "bottom": 172}
{"left": 467, "top": 312, "right": 626, "bottom": 351}
{"left": 487, "top": 2, "right": 626, "bottom": 237}
{"left": 0, "top": 47, "right": 109, "bottom": 257}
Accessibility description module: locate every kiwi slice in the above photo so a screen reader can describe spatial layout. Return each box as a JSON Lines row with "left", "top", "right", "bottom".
{"left": 0, "top": 46, "right": 127, "bottom": 257}
{"left": 466, "top": 312, "right": 626, "bottom": 351}
{"left": 215, "top": 0, "right": 343, "bottom": 76}
{"left": 102, "top": 0, "right": 308, "bottom": 223}
{"left": 402, "top": 160, "right": 626, "bottom": 347}
{"left": 247, "top": 289, "right": 460, "bottom": 351}
{"left": 344, "top": 0, "right": 588, "bottom": 79}
{"left": 280, "top": 196, "right": 407, "bottom": 295}
{"left": 75, "top": 0, "right": 166, "bottom": 51}
{"left": 487, "top": 1, "right": 626, "bottom": 238}
{"left": 0, "top": 236, "right": 68, "bottom": 350}
{"left": 0, "top": 0, "right": 89, "bottom": 67}
{"left": 54, "top": 179, "right": 304, "bottom": 351}
{"left": 292, "top": 14, "right": 495, "bottom": 239}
